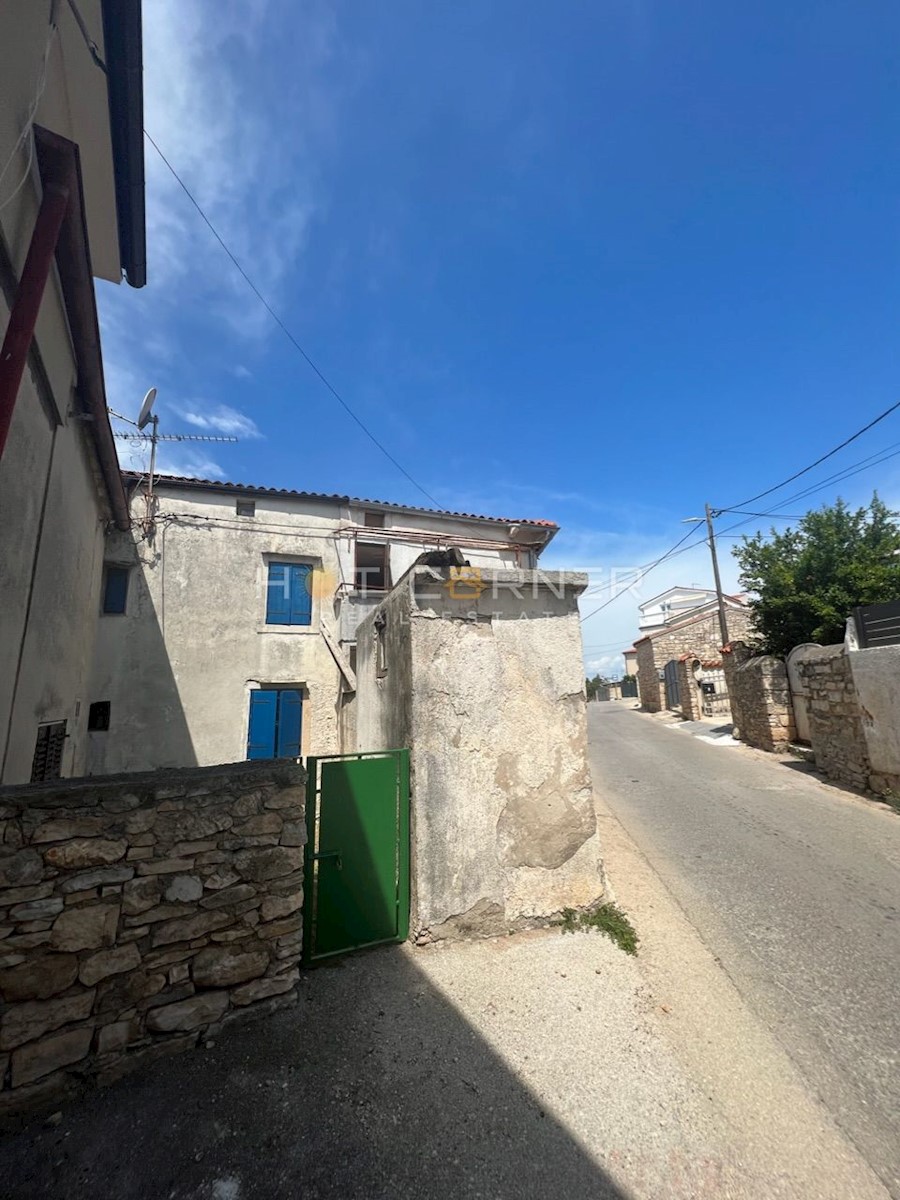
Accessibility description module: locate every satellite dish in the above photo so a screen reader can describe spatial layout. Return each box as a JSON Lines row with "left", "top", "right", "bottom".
{"left": 137, "top": 387, "right": 157, "bottom": 430}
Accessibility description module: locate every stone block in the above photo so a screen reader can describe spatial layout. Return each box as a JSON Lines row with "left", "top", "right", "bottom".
{"left": 122, "top": 876, "right": 163, "bottom": 916}
{"left": 259, "top": 892, "right": 302, "bottom": 923}
{"left": 125, "top": 904, "right": 188, "bottom": 927}
{"left": 259, "top": 914, "right": 302, "bottom": 940}
{"left": 171, "top": 840, "right": 217, "bottom": 857}
{"left": 0, "top": 849, "right": 43, "bottom": 888}
{"left": 192, "top": 944, "right": 268, "bottom": 988}
{"left": 65, "top": 888, "right": 99, "bottom": 905}
{"left": 60, "top": 866, "right": 134, "bottom": 893}
{"left": 79, "top": 943, "right": 142, "bottom": 987}
{"left": 0, "top": 883, "right": 52, "bottom": 906}
{"left": 231, "top": 971, "right": 298, "bottom": 1006}
{"left": 9, "top": 897, "right": 63, "bottom": 922}
{"left": 43, "top": 840, "right": 127, "bottom": 870}
{"left": 0, "top": 953, "right": 78, "bottom": 1002}
{"left": 279, "top": 822, "right": 307, "bottom": 847}
{"left": 232, "top": 814, "right": 282, "bottom": 837}
{"left": 31, "top": 817, "right": 106, "bottom": 843}
{"left": 12, "top": 1027, "right": 92, "bottom": 1086}
{"left": 153, "top": 811, "right": 233, "bottom": 843}
{"left": 234, "top": 847, "right": 303, "bottom": 883}
{"left": 199, "top": 884, "right": 256, "bottom": 910}
{"left": 204, "top": 869, "right": 239, "bottom": 891}
{"left": 96, "top": 1019, "right": 135, "bottom": 1056}
{"left": 164, "top": 875, "right": 203, "bottom": 903}
{"left": 102, "top": 794, "right": 141, "bottom": 813}
{"left": 151, "top": 910, "right": 231, "bottom": 947}
{"left": 145, "top": 990, "right": 229, "bottom": 1033}
{"left": 210, "top": 930, "right": 254, "bottom": 944}
{"left": 194, "top": 851, "right": 229, "bottom": 867}
{"left": 136, "top": 858, "right": 196, "bottom": 876}
{"left": 124, "top": 810, "right": 156, "bottom": 835}
{"left": 264, "top": 786, "right": 304, "bottom": 810}
{"left": 95, "top": 970, "right": 165, "bottom": 1013}
{"left": 169, "top": 962, "right": 190, "bottom": 985}
{"left": 0, "top": 989, "right": 95, "bottom": 1049}
{"left": 50, "top": 904, "right": 119, "bottom": 953}
{"left": 126, "top": 847, "right": 154, "bottom": 862}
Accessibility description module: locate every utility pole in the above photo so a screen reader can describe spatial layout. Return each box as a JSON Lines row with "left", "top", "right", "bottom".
{"left": 705, "top": 503, "right": 730, "bottom": 649}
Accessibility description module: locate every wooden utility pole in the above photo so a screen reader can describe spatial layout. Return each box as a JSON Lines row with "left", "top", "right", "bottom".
{"left": 705, "top": 503, "right": 730, "bottom": 648}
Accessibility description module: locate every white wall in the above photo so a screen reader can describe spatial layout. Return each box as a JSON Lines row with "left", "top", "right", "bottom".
{"left": 849, "top": 646, "right": 900, "bottom": 788}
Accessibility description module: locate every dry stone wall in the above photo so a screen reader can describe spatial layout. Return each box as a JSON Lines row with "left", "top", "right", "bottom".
{"left": 797, "top": 651, "right": 871, "bottom": 791}
{"left": 723, "top": 642, "right": 796, "bottom": 751}
{"left": 0, "top": 761, "right": 305, "bottom": 1119}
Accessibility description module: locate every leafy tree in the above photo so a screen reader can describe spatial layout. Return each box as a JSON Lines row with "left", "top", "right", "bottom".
{"left": 733, "top": 494, "right": 900, "bottom": 657}
{"left": 585, "top": 673, "right": 604, "bottom": 700}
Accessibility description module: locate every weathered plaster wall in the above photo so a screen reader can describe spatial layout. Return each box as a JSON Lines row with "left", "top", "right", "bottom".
{"left": 676, "top": 658, "right": 703, "bottom": 721}
{"left": 723, "top": 643, "right": 796, "bottom": 751}
{"left": 89, "top": 491, "right": 346, "bottom": 774}
{"left": 798, "top": 650, "right": 871, "bottom": 792}
{"left": 357, "top": 567, "right": 603, "bottom": 941}
{"left": 848, "top": 646, "right": 900, "bottom": 795}
{"left": 0, "top": 761, "right": 305, "bottom": 1120}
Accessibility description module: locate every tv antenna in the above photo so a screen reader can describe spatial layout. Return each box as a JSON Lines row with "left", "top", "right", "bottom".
{"left": 109, "top": 389, "right": 238, "bottom": 533}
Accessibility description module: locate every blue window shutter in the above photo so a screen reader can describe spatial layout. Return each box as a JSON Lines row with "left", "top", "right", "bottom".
{"left": 247, "top": 690, "right": 277, "bottom": 759}
{"left": 276, "top": 690, "right": 302, "bottom": 758}
{"left": 266, "top": 562, "right": 290, "bottom": 624}
{"left": 289, "top": 564, "right": 313, "bottom": 626}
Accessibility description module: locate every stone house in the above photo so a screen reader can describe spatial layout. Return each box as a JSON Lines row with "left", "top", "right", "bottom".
{"left": 634, "top": 598, "right": 754, "bottom": 712}
{"left": 87, "top": 473, "right": 559, "bottom": 774}
{"left": 0, "top": 0, "right": 145, "bottom": 785}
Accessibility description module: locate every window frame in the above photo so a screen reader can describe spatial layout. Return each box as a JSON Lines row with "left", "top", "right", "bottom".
{"left": 101, "top": 564, "right": 130, "bottom": 615}
{"left": 264, "top": 560, "right": 314, "bottom": 627}
{"left": 355, "top": 540, "right": 391, "bottom": 593}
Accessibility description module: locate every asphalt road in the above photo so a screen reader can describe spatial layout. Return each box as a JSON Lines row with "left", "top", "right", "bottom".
{"left": 588, "top": 703, "right": 900, "bottom": 1199}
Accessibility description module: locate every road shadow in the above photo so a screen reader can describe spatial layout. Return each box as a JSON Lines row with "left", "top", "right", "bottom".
{"left": 0, "top": 944, "right": 631, "bottom": 1200}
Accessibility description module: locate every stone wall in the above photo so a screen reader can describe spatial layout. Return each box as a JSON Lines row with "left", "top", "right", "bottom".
{"left": 0, "top": 761, "right": 305, "bottom": 1119}
{"left": 797, "top": 651, "right": 871, "bottom": 792}
{"left": 635, "top": 608, "right": 755, "bottom": 713}
{"left": 676, "top": 658, "right": 703, "bottom": 720}
{"left": 723, "top": 642, "right": 796, "bottom": 751}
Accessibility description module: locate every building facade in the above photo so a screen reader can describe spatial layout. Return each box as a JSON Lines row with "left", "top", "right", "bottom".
{"left": 0, "top": 0, "right": 145, "bottom": 784}
{"left": 635, "top": 600, "right": 754, "bottom": 712}
{"left": 87, "top": 474, "right": 558, "bottom": 774}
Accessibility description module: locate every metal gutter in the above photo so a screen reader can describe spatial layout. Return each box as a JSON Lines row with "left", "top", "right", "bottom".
{"left": 101, "top": 0, "right": 146, "bottom": 287}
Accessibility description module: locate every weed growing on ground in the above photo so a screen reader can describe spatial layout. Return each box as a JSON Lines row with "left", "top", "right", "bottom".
{"left": 557, "top": 902, "right": 639, "bottom": 955}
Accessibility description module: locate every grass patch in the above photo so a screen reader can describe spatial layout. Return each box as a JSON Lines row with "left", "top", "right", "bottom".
{"left": 556, "top": 902, "right": 639, "bottom": 955}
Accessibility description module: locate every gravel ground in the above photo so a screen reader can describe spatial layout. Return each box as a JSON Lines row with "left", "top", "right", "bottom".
{"left": 2, "top": 921, "right": 884, "bottom": 1200}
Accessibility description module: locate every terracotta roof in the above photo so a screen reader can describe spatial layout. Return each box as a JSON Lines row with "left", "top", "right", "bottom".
{"left": 121, "top": 472, "right": 558, "bottom": 529}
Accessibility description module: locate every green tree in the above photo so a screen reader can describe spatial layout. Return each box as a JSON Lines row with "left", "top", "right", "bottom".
{"left": 733, "top": 494, "right": 900, "bottom": 657}
{"left": 585, "top": 673, "right": 604, "bottom": 700}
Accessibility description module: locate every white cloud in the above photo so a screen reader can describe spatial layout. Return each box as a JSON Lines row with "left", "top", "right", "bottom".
{"left": 183, "top": 404, "right": 263, "bottom": 439}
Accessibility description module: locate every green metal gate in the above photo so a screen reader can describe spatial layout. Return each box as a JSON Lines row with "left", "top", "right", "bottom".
{"left": 302, "top": 750, "right": 410, "bottom": 964}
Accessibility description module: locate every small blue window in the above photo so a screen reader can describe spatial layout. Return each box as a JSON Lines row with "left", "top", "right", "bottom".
{"left": 266, "top": 562, "right": 312, "bottom": 626}
{"left": 102, "top": 566, "right": 129, "bottom": 614}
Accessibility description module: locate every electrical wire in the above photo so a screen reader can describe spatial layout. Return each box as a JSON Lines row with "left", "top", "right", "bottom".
{"left": 142, "top": 130, "right": 442, "bottom": 510}
{"left": 0, "top": 4, "right": 58, "bottom": 215}
{"left": 579, "top": 524, "right": 707, "bottom": 623}
{"left": 719, "top": 398, "right": 900, "bottom": 514}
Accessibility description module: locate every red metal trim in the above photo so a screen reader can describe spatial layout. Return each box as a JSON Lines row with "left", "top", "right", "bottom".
{"left": 0, "top": 179, "right": 71, "bottom": 459}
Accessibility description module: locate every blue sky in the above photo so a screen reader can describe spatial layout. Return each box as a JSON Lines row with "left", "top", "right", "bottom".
{"left": 98, "top": 0, "right": 900, "bottom": 673}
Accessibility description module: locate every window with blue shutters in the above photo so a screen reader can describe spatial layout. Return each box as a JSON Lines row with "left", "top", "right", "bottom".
{"left": 266, "top": 562, "right": 313, "bottom": 626}
{"left": 247, "top": 689, "right": 303, "bottom": 760}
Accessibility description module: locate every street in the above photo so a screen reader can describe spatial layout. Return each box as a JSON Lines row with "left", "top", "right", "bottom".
{"left": 588, "top": 702, "right": 900, "bottom": 1198}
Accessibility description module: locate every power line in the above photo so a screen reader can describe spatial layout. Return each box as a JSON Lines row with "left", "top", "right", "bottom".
{"left": 720, "top": 398, "right": 900, "bottom": 513}
{"left": 142, "top": 130, "right": 442, "bottom": 510}
{"left": 579, "top": 525, "right": 706, "bottom": 623}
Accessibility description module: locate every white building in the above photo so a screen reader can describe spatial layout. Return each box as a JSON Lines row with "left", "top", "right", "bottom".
{"left": 87, "top": 473, "right": 558, "bottom": 774}
{"left": 637, "top": 586, "right": 720, "bottom": 632}
{"left": 0, "top": 1, "right": 145, "bottom": 785}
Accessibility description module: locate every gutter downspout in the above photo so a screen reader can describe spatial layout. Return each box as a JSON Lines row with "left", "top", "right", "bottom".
{"left": 0, "top": 175, "right": 71, "bottom": 459}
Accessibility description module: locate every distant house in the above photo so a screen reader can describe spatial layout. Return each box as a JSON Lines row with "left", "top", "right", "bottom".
{"left": 0, "top": 1, "right": 145, "bottom": 785}
{"left": 87, "top": 473, "right": 558, "bottom": 774}
{"left": 638, "top": 586, "right": 721, "bottom": 632}
{"left": 622, "top": 647, "right": 638, "bottom": 676}
{"left": 633, "top": 595, "right": 753, "bottom": 712}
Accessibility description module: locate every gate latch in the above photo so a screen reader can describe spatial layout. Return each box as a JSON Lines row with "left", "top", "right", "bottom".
{"left": 313, "top": 850, "right": 342, "bottom": 870}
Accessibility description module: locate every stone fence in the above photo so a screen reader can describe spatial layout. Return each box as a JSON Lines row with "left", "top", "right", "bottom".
{"left": 797, "top": 650, "right": 871, "bottom": 793}
{"left": 723, "top": 642, "right": 796, "bottom": 751}
{"left": 0, "top": 761, "right": 306, "bottom": 1120}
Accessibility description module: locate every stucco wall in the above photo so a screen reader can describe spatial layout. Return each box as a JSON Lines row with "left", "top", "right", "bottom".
{"left": 0, "top": 760, "right": 305, "bottom": 1120}
{"left": 357, "top": 567, "right": 603, "bottom": 940}
{"left": 848, "top": 646, "right": 900, "bottom": 795}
